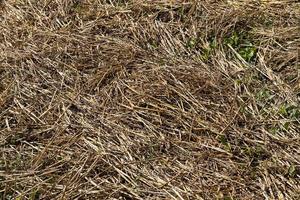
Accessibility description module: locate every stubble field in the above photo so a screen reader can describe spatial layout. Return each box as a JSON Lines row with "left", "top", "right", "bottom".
{"left": 0, "top": 0, "right": 299, "bottom": 199}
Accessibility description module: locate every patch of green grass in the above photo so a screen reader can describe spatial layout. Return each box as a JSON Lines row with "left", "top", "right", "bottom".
{"left": 199, "top": 38, "right": 217, "bottom": 61}
{"left": 278, "top": 104, "right": 300, "bottom": 119}
{"left": 243, "top": 145, "right": 271, "bottom": 167}
{"left": 238, "top": 44, "right": 257, "bottom": 62}
{"left": 217, "top": 135, "right": 231, "bottom": 152}
{"left": 256, "top": 88, "right": 272, "bottom": 101}
{"left": 187, "top": 36, "right": 218, "bottom": 61}
{"left": 29, "top": 190, "right": 41, "bottom": 200}
{"left": 223, "top": 196, "right": 233, "bottom": 200}
{"left": 224, "top": 32, "right": 239, "bottom": 47}
{"left": 187, "top": 37, "right": 197, "bottom": 49}
{"left": 224, "top": 31, "right": 257, "bottom": 62}
{"left": 268, "top": 124, "right": 282, "bottom": 135}
{"left": 15, "top": 196, "right": 22, "bottom": 200}
{"left": 255, "top": 88, "right": 276, "bottom": 115}
{"left": 282, "top": 121, "right": 291, "bottom": 130}
{"left": 287, "top": 164, "right": 296, "bottom": 177}
{"left": 0, "top": 189, "right": 41, "bottom": 200}
{"left": 239, "top": 105, "right": 253, "bottom": 118}
{"left": 0, "top": 190, "right": 15, "bottom": 200}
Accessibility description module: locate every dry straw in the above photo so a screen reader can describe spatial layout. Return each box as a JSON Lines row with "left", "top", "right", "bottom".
{"left": 0, "top": 0, "right": 299, "bottom": 199}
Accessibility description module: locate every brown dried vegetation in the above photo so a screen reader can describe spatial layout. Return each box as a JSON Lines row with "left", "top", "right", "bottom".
{"left": 0, "top": 0, "right": 299, "bottom": 199}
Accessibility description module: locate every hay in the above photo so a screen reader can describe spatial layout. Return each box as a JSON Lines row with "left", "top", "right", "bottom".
{"left": 0, "top": 0, "right": 299, "bottom": 199}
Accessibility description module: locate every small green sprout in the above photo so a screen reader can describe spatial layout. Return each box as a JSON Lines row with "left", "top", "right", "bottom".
{"left": 287, "top": 164, "right": 296, "bottom": 177}
{"left": 218, "top": 135, "right": 231, "bottom": 151}
{"left": 238, "top": 44, "right": 257, "bottom": 62}
{"left": 224, "top": 31, "right": 257, "bottom": 62}
{"left": 256, "top": 89, "right": 271, "bottom": 101}
{"left": 278, "top": 104, "right": 300, "bottom": 118}
{"left": 187, "top": 37, "right": 197, "bottom": 48}
{"left": 224, "top": 32, "right": 239, "bottom": 47}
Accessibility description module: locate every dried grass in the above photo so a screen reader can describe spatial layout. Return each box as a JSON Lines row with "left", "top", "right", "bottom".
{"left": 0, "top": 0, "right": 299, "bottom": 199}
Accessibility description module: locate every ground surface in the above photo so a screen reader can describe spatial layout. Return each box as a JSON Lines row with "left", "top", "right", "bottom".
{"left": 0, "top": 0, "right": 300, "bottom": 199}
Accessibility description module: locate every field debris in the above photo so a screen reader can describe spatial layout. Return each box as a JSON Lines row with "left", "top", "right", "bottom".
{"left": 0, "top": 0, "right": 299, "bottom": 199}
